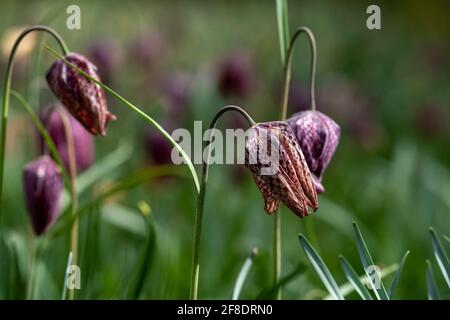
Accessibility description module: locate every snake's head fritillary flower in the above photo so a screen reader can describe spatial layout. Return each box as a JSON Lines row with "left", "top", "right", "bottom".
{"left": 39, "top": 105, "right": 94, "bottom": 173}
{"left": 217, "top": 50, "right": 255, "bottom": 100}
{"left": 287, "top": 111, "right": 340, "bottom": 193}
{"left": 245, "top": 121, "right": 318, "bottom": 218}
{"left": 46, "top": 53, "right": 117, "bottom": 136}
{"left": 23, "top": 155, "right": 63, "bottom": 236}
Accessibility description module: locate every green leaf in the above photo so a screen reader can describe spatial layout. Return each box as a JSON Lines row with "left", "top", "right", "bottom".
{"left": 298, "top": 234, "right": 344, "bottom": 300}
{"left": 61, "top": 251, "right": 73, "bottom": 300}
{"left": 256, "top": 263, "right": 305, "bottom": 299}
{"left": 126, "top": 214, "right": 157, "bottom": 299}
{"left": 429, "top": 227, "right": 450, "bottom": 288}
{"left": 276, "top": 0, "right": 290, "bottom": 65}
{"left": 232, "top": 247, "right": 258, "bottom": 300}
{"left": 353, "top": 222, "right": 389, "bottom": 300}
{"left": 339, "top": 255, "right": 372, "bottom": 300}
{"left": 102, "top": 204, "right": 147, "bottom": 237}
{"left": 44, "top": 45, "right": 200, "bottom": 193}
{"left": 426, "top": 260, "right": 440, "bottom": 300}
{"left": 388, "top": 250, "right": 410, "bottom": 299}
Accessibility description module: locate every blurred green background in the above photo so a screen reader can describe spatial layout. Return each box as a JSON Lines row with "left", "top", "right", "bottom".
{"left": 0, "top": 0, "right": 449, "bottom": 299}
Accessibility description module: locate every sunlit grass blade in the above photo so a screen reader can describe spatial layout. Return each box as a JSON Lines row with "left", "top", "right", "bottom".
{"left": 44, "top": 44, "right": 200, "bottom": 193}
{"left": 324, "top": 263, "right": 397, "bottom": 300}
{"left": 299, "top": 234, "right": 344, "bottom": 300}
{"left": 61, "top": 251, "right": 72, "bottom": 300}
{"left": 388, "top": 250, "right": 410, "bottom": 299}
{"left": 426, "top": 260, "right": 440, "bottom": 300}
{"left": 429, "top": 227, "right": 450, "bottom": 288}
{"left": 276, "top": 0, "right": 290, "bottom": 65}
{"left": 232, "top": 247, "right": 258, "bottom": 300}
{"left": 338, "top": 255, "right": 372, "bottom": 300}
{"left": 353, "top": 222, "right": 389, "bottom": 300}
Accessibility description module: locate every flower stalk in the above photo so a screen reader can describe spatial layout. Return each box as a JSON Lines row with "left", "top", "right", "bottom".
{"left": 190, "top": 105, "right": 256, "bottom": 300}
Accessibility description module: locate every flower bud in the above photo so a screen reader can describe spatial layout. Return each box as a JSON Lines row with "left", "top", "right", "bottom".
{"left": 40, "top": 105, "right": 94, "bottom": 173}
{"left": 23, "top": 156, "right": 62, "bottom": 235}
{"left": 287, "top": 111, "right": 340, "bottom": 193}
{"left": 245, "top": 121, "right": 318, "bottom": 218}
{"left": 46, "top": 53, "right": 116, "bottom": 136}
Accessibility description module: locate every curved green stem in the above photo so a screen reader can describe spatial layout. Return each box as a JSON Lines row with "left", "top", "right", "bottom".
{"left": 0, "top": 26, "right": 68, "bottom": 222}
{"left": 44, "top": 45, "right": 200, "bottom": 193}
{"left": 280, "top": 26, "right": 317, "bottom": 120}
{"left": 190, "top": 105, "right": 256, "bottom": 300}
{"left": 276, "top": 26, "right": 318, "bottom": 300}
{"left": 56, "top": 108, "right": 78, "bottom": 300}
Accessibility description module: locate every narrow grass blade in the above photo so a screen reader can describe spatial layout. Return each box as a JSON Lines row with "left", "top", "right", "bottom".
{"left": 426, "top": 260, "right": 440, "bottom": 300}
{"left": 324, "top": 263, "right": 397, "bottom": 300}
{"left": 299, "top": 234, "right": 343, "bottom": 300}
{"left": 339, "top": 255, "right": 372, "bottom": 300}
{"left": 126, "top": 212, "right": 156, "bottom": 299}
{"left": 429, "top": 227, "right": 450, "bottom": 288}
{"left": 61, "top": 251, "right": 72, "bottom": 300}
{"left": 276, "top": 0, "right": 290, "bottom": 65}
{"left": 232, "top": 247, "right": 258, "bottom": 300}
{"left": 353, "top": 222, "right": 389, "bottom": 300}
{"left": 388, "top": 250, "right": 410, "bottom": 299}
{"left": 256, "top": 263, "right": 305, "bottom": 299}
{"left": 45, "top": 45, "right": 200, "bottom": 193}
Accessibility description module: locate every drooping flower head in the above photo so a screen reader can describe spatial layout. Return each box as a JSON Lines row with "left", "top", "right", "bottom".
{"left": 23, "top": 155, "right": 63, "bottom": 236}
{"left": 245, "top": 121, "right": 318, "bottom": 218}
{"left": 287, "top": 111, "right": 340, "bottom": 193}
{"left": 39, "top": 105, "right": 94, "bottom": 173}
{"left": 46, "top": 53, "right": 116, "bottom": 136}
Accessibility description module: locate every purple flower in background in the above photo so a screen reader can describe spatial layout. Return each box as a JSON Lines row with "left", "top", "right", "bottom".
{"left": 88, "top": 39, "right": 121, "bottom": 85}
{"left": 23, "top": 155, "right": 63, "bottom": 236}
{"left": 287, "top": 111, "right": 340, "bottom": 193}
{"left": 129, "top": 32, "right": 166, "bottom": 69}
{"left": 40, "top": 105, "right": 94, "bottom": 173}
{"left": 161, "top": 72, "right": 191, "bottom": 122}
{"left": 414, "top": 101, "right": 449, "bottom": 138}
{"left": 46, "top": 53, "right": 117, "bottom": 136}
{"left": 144, "top": 127, "right": 173, "bottom": 165}
{"left": 245, "top": 121, "right": 318, "bottom": 218}
{"left": 217, "top": 50, "right": 255, "bottom": 100}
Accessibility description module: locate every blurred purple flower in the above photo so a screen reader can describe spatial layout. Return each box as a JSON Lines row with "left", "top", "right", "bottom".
{"left": 88, "top": 39, "right": 121, "bottom": 85}
{"left": 23, "top": 155, "right": 62, "bottom": 236}
{"left": 144, "top": 127, "right": 173, "bottom": 166}
{"left": 161, "top": 72, "right": 191, "bottom": 122}
{"left": 245, "top": 121, "right": 318, "bottom": 218}
{"left": 287, "top": 111, "right": 340, "bottom": 193}
{"left": 46, "top": 52, "right": 117, "bottom": 136}
{"left": 414, "top": 101, "right": 449, "bottom": 138}
{"left": 217, "top": 50, "right": 255, "bottom": 100}
{"left": 40, "top": 105, "right": 94, "bottom": 173}
{"left": 129, "top": 32, "right": 166, "bottom": 69}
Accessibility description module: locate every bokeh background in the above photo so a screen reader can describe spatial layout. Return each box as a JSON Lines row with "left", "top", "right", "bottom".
{"left": 0, "top": 0, "right": 449, "bottom": 299}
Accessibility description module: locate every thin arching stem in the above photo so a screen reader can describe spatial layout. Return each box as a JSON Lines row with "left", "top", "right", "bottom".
{"left": 190, "top": 105, "right": 256, "bottom": 300}
{"left": 275, "top": 26, "right": 317, "bottom": 300}
{"left": 0, "top": 25, "right": 69, "bottom": 220}
{"left": 280, "top": 26, "right": 317, "bottom": 120}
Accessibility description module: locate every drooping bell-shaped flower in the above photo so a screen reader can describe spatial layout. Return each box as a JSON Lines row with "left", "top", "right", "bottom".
{"left": 287, "top": 110, "right": 340, "bottom": 193}
{"left": 39, "top": 105, "right": 94, "bottom": 173}
{"left": 46, "top": 52, "right": 116, "bottom": 136}
{"left": 245, "top": 121, "right": 318, "bottom": 218}
{"left": 23, "top": 155, "right": 63, "bottom": 235}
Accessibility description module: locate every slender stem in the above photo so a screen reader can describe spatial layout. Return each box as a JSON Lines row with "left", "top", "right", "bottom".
{"left": 0, "top": 26, "right": 68, "bottom": 222}
{"left": 26, "top": 237, "right": 37, "bottom": 300}
{"left": 275, "top": 26, "right": 318, "bottom": 300}
{"left": 56, "top": 108, "right": 78, "bottom": 300}
{"left": 280, "top": 26, "right": 317, "bottom": 120}
{"left": 190, "top": 105, "right": 256, "bottom": 300}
